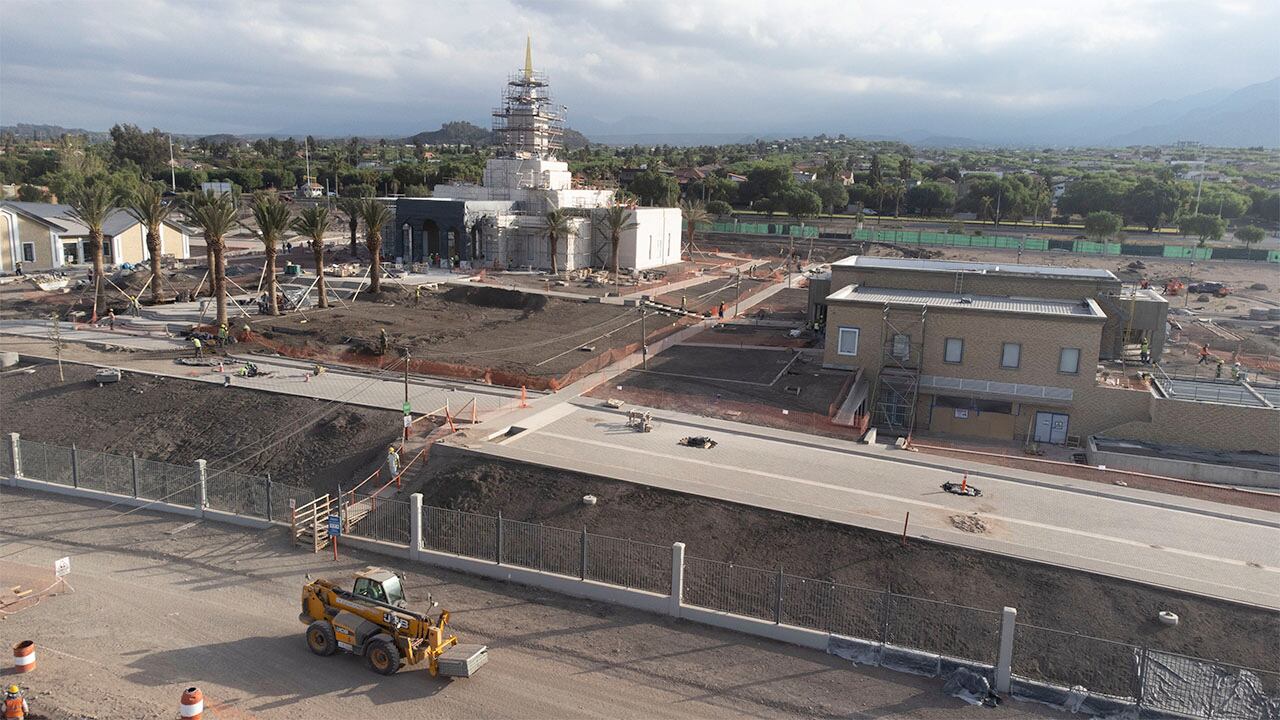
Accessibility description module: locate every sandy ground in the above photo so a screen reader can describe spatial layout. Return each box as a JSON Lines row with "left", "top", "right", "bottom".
{"left": 411, "top": 452, "right": 1279, "bottom": 684}
{"left": 0, "top": 489, "right": 1065, "bottom": 720}
{"left": 0, "top": 363, "right": 400, "bottom": 492}
{"left": 250, "top": 286, "right": 686, "bottom": 380}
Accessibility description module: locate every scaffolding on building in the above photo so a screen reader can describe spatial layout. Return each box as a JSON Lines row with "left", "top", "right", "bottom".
{"left": 492, "top": 66, "right": 565, "bottom": 159}
{"left": 870, "top": 304, "right": 927, "bottom": 435}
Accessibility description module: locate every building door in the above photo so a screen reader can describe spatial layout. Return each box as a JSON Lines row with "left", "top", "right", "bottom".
{"left": 1033, "top": 412, "right": 1069, "bottom": 444}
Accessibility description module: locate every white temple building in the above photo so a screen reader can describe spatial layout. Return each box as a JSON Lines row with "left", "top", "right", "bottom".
{"left": 389, "top": 38, "right": 682, "bottom": 273}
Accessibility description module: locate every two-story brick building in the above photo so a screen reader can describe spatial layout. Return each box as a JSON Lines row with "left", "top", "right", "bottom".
{"left": 818, "top": 256, "right": 1167, "bottom": 445}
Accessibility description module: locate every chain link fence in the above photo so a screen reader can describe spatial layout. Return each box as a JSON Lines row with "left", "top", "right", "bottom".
{"left": 270, "top": 480, "right": 316, "bottom": 523}
{"left": 19, "top": 439, "right": 74, "bottom": 486}
{"left": 1140, "top": 649, "right": 1280, "bottom": 719}
{"left": 779, "top": 574, "right": 884, "bottom": 641}
{"left": 71, "top": 447, "right": 135, "bottom": 496}
{"left": 1014, "top": 623, "right": 1142, "bottom": 699}
{"left": 206, "top": 469, "right": 269, "bottom": 518}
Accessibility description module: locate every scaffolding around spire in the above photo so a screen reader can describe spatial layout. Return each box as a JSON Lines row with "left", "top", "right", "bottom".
{"left": 493, "top": 36, "right": 565, "bottom": 159}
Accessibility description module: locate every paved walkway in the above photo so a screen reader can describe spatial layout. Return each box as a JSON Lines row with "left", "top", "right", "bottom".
{"left": 442, "top": 399, "right": 1280, "bottom": 609}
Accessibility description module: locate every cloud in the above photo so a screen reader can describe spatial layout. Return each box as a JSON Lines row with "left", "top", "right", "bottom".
{"left": 0, "top": 0, "right": 1276, "bottom": 139}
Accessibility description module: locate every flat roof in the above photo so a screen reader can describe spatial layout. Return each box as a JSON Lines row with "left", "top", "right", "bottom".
{"left": 826, "top": 284, "right": 1106, "bottom": 318}
{"left": 832, "top": 255, "right": 1118, "bottom": 280}
{"left": 1152, "top": 376, "right": 1278, "bottom": 409}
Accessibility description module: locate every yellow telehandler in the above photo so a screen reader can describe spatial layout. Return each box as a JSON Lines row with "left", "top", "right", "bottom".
{"left": 300, "top": 566, "right": 488, "bottom": 678}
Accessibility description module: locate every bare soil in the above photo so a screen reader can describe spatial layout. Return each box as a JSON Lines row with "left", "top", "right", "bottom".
{"left": 0, "top": 362, "right": 400, "bottom": 491}
{"left": 414, "top": 451, "right": 1279, "bottom": 676}
{"left": 250, "top": 286, "right": 676, "bottom": 380}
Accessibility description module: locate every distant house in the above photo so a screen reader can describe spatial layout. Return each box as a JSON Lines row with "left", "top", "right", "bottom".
{"left": 201, "top": 181, "right": 233, "bottom": 195}
{"left": 792, "top": 170, "right": 816, "bottom": 184}
{"left": 0, "top": 201, "right": 191, "bottom": 273}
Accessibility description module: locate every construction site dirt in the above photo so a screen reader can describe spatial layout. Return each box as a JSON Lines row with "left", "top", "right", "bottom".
{"left": 246, "top": 285, "right": 694, "bottom": 386}
{"left": 1, "top": 363, "right": 400, "bottom": 490}
{"left": 413, "top": 452, "right": 1279, "bottom": 681}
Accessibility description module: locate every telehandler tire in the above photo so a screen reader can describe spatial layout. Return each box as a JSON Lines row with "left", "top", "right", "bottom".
{"left": 306, "top": 620, "right": 338, "bottom": 656}
{"left": 365, "top": 636, "right": 402, "bottom": 675}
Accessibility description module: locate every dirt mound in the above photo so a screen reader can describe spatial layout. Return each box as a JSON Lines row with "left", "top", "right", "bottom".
{"left": 442, "top": 286, "right": 548, "bottom": 311}
{"left": 358, "top": 284, "right": 413, "bottom": 303}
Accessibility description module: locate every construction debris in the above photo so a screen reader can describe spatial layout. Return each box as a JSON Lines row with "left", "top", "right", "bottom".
{"left": 948, "top": 514, "right": 990, "bottom": 534}
{"left": 679, "top": 435, "right": 718, "bottom": 449}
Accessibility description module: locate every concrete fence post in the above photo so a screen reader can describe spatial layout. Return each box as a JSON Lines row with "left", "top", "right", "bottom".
{"left": 195, "top": 459, "right": 208, "bottom": 514}
{"left": 265, "top": 474, "right": 273, "bottom": 522}
{"left": 409, "top": 493, "right": 423, "bottom": 562}
{"left": 579, "top": 528, "right": 588, "bottom": 580}
{"left": 8, "top": 432, "right": 20, "bottom": 482}
{"left": 131, "top": 453, "right": 139, "bottom": 498}
{"left": 70, "top": 444, "right": 79, "bottom": 489}
{"left": 995, "top": 606, "right": 1017, "bottom": 694}
{"left": 669, "top": 542, "right": 685, "bottom": 618}
{"left": 774, "top": 567, "right": 785, "bottom": 625}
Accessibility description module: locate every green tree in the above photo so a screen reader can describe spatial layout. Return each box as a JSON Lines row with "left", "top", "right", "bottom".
{"left": 1234, "top": 225, "right": 1265, "bottom": 260}
{"left": 543, "top": 205, "right": 571, "bottom": 276}
{"left": 628, "top": 170, "right": 677, "bottom": 206}
{"left": 596, "top": 204, "right": 638, "bottom": 292}
{"left": 904, "top": 181, "right": 956, "bottom": 216}
{"left": 108, "top": 124, "right": 170, "bottom": 175}
{"left": 358, "top": 199, "right": 394, "bottom": 293}
{"left": 898, "top": 156, "right": 912, "bottom": 183}
{"left": 739, "top": 166, "right": 792, "bottom": 206}
{"left": 292, "top": 205, "right": 333, "bottom": 308}
{"left": 185, "top": 189, "right": 239, "bottom": 328}
{"left": 1178, "top": 213, "right": 1227, "bottom": 247}
{"left": 706, "top": 200, "right": 733, "bottom": 215}
{"left": 868, "top": 154, "right": 883, "bottom": 187}
{"left": 65, "top": 182, "right": 118, "bottom": 319}
{"left": 336, "top": 197, "right": 363, "bottom": 258}
{"left": 123, "top": 183, "right": 175, "bottom": 304}
{"left": 1057, "top": 176, "right": 1128, "bottom": 218}
{"left": 1124, "top": 177, "right": 1184, "bottom": 232}
{"left": 1084, "top": 211, "right": 1123, "bottom": 253}
{"left": 811, "top": 180, "right": 848, "bottom": 214}
{"left": 249, "top": 193, "right": 292, "bottom": 315}
{"left": 680, "top": 199, "right": 711, "bottom": 256}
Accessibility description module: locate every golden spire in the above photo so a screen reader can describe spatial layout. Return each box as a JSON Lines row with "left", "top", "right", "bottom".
{"left": 524, "top": 34, "right": 533, "bottom": 81}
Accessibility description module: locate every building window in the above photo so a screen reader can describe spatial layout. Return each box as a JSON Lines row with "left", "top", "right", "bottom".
{"left": 102, "top": 239, "right": 113, "bottom": 259}
{"left": 21, "top": 243, "right": 35, "bottom": 263}
{"left": 944, "top": 338, "right": 964, "bottom": 364}
{"left": 891, "top": 333, "right": 910, "bottom": 360}
{"left": 1059, "top": 347, "right": 1081, "bottom": 374}
{"left": 1001, "top": 342, "right": 1021, "bottom": 369}
{"left": 837, "top": 327, "right": 860, "bottom": 356}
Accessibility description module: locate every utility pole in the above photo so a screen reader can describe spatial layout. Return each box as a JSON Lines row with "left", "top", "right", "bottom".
{"left": 403, "top": 351, "right": 411, "bottom": 443}
{"left": 640, "top": 307, "right": 647, "bottom": 370}
{"left": 48, "top": 311, "right": 64, "bottom": 381}
{"left": 734, "top": 271, "right": 742, "bottom": 317}
{"left": 168, "top": 136, "right": 177, "bottom": 192}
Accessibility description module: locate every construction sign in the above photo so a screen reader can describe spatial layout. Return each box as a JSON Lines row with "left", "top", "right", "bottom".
{"left": 54, "top": 556, "right": 71, "bottom": 577}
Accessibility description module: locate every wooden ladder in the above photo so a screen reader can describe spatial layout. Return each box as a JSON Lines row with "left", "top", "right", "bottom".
{"left": 292, "top": 493, "right": 333, "bottom": 553}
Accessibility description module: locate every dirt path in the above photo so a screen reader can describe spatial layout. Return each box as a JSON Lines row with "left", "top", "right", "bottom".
{"left": 0, "top": 489, "right": 1064, "bottom": 719}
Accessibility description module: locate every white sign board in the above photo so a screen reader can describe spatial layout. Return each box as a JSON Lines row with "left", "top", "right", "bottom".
{"left": 54, "top": 556, "right": 71, "bottom": 577}
{"left": 289, "top": 498, "right": 297, "bottom": 511}
{"left": 954, "top": 408, "right": 969, "bottom": 419}
{"left": 403, "top": 415, "right": 412, "bottom": 428}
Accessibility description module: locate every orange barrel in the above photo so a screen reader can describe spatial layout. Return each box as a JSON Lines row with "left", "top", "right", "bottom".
{"left": 12, "top": 641, "right": 34, "bottom": 673}
{"left": 179, "top": 686, "right": 203, "bottom": 719}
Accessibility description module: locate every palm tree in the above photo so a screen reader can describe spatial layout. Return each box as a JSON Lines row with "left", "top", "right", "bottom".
{"left": 892, "top": 183, "right": 906, "bottom": 218}
{"left": 185, "top": 190, "right": 239, "bottom": 328}
{"left": 595, "top": 204, "right": 637, "bottom": 294}
{"left": 357, "top": 198, "right": 394, "bottom": 294}
{"left": 336, "top": 197, "right": 362, "bottom": 259}
{"left": 249, "top": 193, "right": 292, "bottom": 315}
{"left": 124, "top": 183, "right": 176, "bottom": 305}
{"left": 680, "top": 198, "right": 710, "bottom": 258}
{"left": 66, "top": 183, "right": 117, "bottom": 320}
{"left": 544, "top": 206, "right": 570, "bottom": 276}
{"left": 292, "top": 205, "right": 333, "bottom": 309}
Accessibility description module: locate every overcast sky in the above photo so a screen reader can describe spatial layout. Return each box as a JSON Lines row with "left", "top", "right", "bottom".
{"left": 1, "top": 0, "right": 1277, "bottom": 140}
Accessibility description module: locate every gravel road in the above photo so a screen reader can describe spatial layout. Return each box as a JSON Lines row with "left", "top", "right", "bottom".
{"left": 0, "top": 488, "right": 1063, "bottom": 719}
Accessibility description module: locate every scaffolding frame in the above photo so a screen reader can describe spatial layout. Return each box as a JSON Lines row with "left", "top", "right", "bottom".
{"left": 492, "top": 70, "right": 566, "bottom": 159}
{"left": 870, "top": 304, "right": 927, "bottom": 436}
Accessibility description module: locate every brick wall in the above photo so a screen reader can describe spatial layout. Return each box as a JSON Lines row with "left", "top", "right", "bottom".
{"left": 829, "top": 266, "right": 1120, "bottom": 301}
{"left": 1079, "top": 385, "right": 1280, "bottom": 453}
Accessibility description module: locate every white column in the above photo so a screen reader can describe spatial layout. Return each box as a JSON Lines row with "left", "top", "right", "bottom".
{"left": 7, "top": 432, "right": 20, "bottom": 483}
{"left": 409, "top": 493, "right": 423, "bottom": 562}
{"left": 995, "top": 606, "right": 1017, "bottom": 694}
{"left": 195, "top": 459, "right": 208, "bottom": 514}
{"left": 669, "top": 542, "right": 685, "bottom": 618}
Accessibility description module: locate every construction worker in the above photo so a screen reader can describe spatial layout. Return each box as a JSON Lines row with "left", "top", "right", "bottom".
{"left": 378, "top": 328, "right": 389, "bottom": 356}
{"left": 414, "top": 285, "right": 423, "bottom": 306}
{"left": 1197, "top": 343, "right": 1211, "bottom": 364}
{"left": 1232, "top": 362, "right": 1244, "bottom": 383}
{"left": 192, "top": 335, "right": 204, "bottom": 359}
{"left": 386, "top": 444, "right": 400, "bottom": 478}
{"left": 217, "top": 322, "right": 230, "bottom": 348}
{"left": 4, "top": 685, "right": 27, "bottom": 719}
{"left": 717, "top": 301, "right": 725, "bottom": 319}
{"left": 1140, "top": 338, "right": 1150, "bottom": 364}
{"left": 1215, "top": 359, "right": 1224, "bottom": 379}
{"left": 107, "top": 308, "right": 116, "bottom": 330}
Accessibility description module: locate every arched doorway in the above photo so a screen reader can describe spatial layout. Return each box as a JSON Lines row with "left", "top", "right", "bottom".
{"left": 423, "top": 220, "right": 442, "bottom": 260}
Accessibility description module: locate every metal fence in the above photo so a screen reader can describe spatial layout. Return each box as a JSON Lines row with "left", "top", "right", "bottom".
{"left": 206, "top": 468, "right": 270, "bottom": 518}
{"left": 1140, "top": 649, "right": 1280, "bottom": 719}
{"left": 1013, "top": 623, "right": 1142, "bottom": 699}
{"left": 19, "top": 439, "right": 74, "bottom": 486}
{"left": 346, "top": 495, "right": 412, "bottom": 545}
